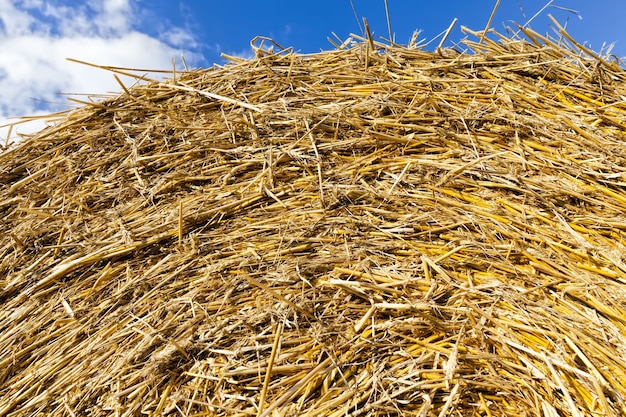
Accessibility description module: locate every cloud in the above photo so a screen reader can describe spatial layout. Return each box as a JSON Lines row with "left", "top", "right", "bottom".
{"left": 160, "top": 27, "right": 198, "bottom": 49}
{"left": 0, "top": 0, "right": 202, "bottom": 147}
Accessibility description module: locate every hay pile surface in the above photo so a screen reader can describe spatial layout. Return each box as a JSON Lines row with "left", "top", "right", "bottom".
{"left": 2, "top": 26, "right": 626, "bottom": 416}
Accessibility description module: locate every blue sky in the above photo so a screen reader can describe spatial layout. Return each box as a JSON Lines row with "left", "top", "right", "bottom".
{"left": 165, "top": 1, "right": 625, "bottom": 63}
{"left": 1, "top": 0, "right": 625, "bottom": 144}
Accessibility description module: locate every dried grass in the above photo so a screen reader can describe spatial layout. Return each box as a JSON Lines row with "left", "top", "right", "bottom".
{"left": 2, "top": 22, "right": 626, "bottom": 417}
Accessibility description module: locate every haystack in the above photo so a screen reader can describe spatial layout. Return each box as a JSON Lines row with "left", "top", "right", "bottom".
{"left": 2, "top": 20, "right": 626, "bottom": 417}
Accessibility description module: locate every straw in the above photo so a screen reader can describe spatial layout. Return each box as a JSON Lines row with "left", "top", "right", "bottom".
{"left": 2, "top": 20, "right": 626, "bottom": 417}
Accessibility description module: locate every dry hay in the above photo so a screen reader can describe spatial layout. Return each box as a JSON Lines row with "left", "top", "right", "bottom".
{"left": 2, "top": 22, "right": 626, "bottom": 417}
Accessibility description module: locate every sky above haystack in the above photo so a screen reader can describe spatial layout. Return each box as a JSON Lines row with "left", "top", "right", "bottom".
{"left": 1, "top": 0, "right": 624, "bottom": 145}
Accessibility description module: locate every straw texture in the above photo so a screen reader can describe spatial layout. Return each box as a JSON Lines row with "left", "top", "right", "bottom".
{"left": 2, "top": 25, "right": 626, "bottom": 416}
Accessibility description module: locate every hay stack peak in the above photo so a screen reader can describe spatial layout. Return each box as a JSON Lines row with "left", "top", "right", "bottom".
{"left": 2, "top": 25, "right": 626, "bottom": 417}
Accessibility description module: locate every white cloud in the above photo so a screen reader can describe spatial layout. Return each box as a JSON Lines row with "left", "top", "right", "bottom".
{"left": 160, "top": 27, "right": 198, "bottom": 49}
{"left": 0, "top": 0, "right": 202, "bottom": 147}
{"left": 0, "top": 0, "right": 37, "bottom": 36}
